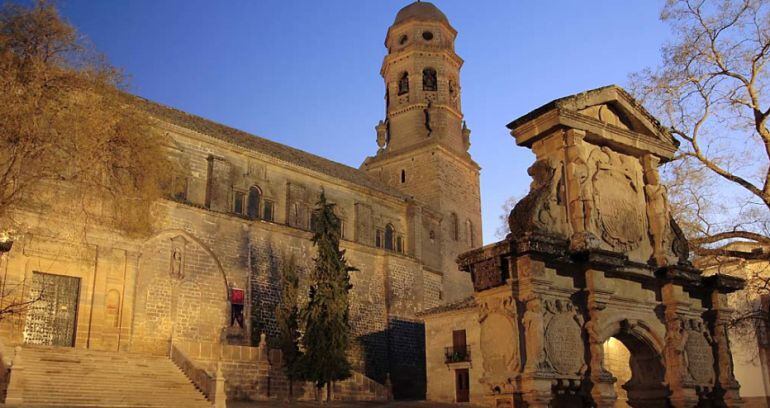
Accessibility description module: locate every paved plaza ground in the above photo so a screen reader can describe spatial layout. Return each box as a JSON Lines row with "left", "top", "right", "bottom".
{"left": 230, "top": 401, "right": 472, "bottom": 407}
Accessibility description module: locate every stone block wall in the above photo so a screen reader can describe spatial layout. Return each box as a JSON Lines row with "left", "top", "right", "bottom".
{"left": 174, "top": 341, "right": 389, "bottom": 402}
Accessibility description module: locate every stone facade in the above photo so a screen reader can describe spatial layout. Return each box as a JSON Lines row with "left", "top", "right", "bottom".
{"left": 422, "top": 85, "right": 747, "bottom": 407}
{"left": 0, "top": 1, "right": 479, "bottom": 401}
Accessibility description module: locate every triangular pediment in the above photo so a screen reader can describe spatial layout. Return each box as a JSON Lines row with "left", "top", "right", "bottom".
{"left": 557, "top": 85, "right": 667, "bottom": 142}
{"left": 507, "top": 85, "right": 678, "bottom": 161}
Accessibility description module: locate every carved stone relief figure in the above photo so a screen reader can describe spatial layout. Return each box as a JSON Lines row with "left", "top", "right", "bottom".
{"left": 462, "top": 121, "right": 471, "bottom": 151}
{"left": 169, "top": 236, "right": 187, "bottom": 280}
{"left": 508, "top": 159, "right": 567, "bottom": 239}
{"left": 585, "top": 318, "right": 612, "bottom": 381}
{"left": 423, "top": 100, "right": 433, "bottom": 137}
{"left": 522, "top": 299, "right": 547, "bottom": 373}
{"left": 564, "top": 135, "right": 595, "bottom": 249}
{"left": 664, "top": 313, "right": 692, "bottom": 393}
{"left": 449, "top": 79, "right": 460, "bottom": 107}
{"left": 643, "top": 156, "right": 673, "bottom": 266}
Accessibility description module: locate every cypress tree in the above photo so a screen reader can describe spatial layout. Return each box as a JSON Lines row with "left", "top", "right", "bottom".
{"left": 275, "top": 255, "right": 302, "bottom": 398}
{"left": 300, "top": 191, "right": 356, "bottom": 402}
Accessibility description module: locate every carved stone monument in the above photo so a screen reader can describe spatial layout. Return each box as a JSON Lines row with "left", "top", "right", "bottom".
{"left": 457, "top": 86, "right": 745, "bottom": 407}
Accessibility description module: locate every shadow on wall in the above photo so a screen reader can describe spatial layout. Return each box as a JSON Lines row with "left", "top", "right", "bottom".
{"left": 249, "top": 244, "right": 281, "bottom": 346}
{"left": 387, "top": 318, "right": 426, "bottom": 400}
{"left": 359, "top": 319, "right": 427, "bottom": 400}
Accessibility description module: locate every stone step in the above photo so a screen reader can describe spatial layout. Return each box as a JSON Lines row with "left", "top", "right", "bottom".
{"left": 15, "top": 345, "right": 211, "bottom": 407}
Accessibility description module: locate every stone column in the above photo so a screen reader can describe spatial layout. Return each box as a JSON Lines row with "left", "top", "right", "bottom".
{"left": 661, "top": 282, "right": 699, "bottom": 408}
{"left": 707, "top": 290, "right": 743, "bottom": 406}
{"left": 584, "top": 269, "right": 616, "bottom": 408}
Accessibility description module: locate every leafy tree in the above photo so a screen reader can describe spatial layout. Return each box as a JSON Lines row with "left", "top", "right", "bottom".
{"left": 0, "top": 0, "right": 172, "bottom": 237}
{"left": 300, "top": 191, "right": 356, "bottom": 402}
{"left": 275, "top": 254, "right": 303, "bottom": 398}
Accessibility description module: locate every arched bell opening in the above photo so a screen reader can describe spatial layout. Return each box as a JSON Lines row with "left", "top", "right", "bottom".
{"left": 604, "top": 331, "right": 669, "bottom": 408}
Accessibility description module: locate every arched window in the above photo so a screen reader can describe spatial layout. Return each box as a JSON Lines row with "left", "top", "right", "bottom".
{"left": 385, "top": 224, "right": 395, "bottom": 251}
{"left": 401, "top": 169, "right": 406, "bottom": 184}
{"left": 451, "top": 213, "right": 459, "bottom": 241}
{"left": 423, "top": 68, "right": 437, "bottom": 91}
{"left": 466, "top": 219, "right": 474, "bottom": 247}
{"left": 247, "top": 186, "right": 261, "bottom": 220}
{"left": 398, "top": 72, "right": 409, "bottom": 95}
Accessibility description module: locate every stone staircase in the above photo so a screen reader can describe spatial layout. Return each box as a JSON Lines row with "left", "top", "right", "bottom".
{"left": 18, "top": 345, "right": 211, "bottom": 407}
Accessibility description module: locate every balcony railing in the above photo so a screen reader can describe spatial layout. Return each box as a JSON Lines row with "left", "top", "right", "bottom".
{"left": 444, "top": 345, "right": 471, "bottom": 364}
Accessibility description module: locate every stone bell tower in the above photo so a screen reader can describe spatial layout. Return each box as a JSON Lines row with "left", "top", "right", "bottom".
{"left": 362, "top": 1, "right": 481, "bottom": 302}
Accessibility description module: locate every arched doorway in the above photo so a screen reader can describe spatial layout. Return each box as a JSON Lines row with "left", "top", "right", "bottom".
{"left": 603, "top": 332, "right": 669, "bottom": 408}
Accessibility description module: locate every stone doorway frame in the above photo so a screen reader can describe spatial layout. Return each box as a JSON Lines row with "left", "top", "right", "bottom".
{"left": 597, "top": 319, "right": 670, "bottom": 408}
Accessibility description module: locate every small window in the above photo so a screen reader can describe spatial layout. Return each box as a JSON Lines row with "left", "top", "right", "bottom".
{"left": 401, "top": 170, "right": 406, "bottom": 184}
{"left": 340, "top": 219, "right": 346, "bottom": 240}
{"left": 385, "top": 224, "right": 395, "bottom": 251}
{"left": 398, "top": 72, "right": 409, "bottom": 95}
{"left": 247, "top": 186, "right": 261, "bottom": 220}
{"left": 429, "top": 230, "right": 436, "bottom": 241}
{"left": 263, "top": 200, "right": 274, "bottom": 222}
{"left": 396, "top": 235, "right": 403, "bottom": 253}
{"left": 423, "top": 68, "right": 437, "bottom": 91}
{"left": 376, "top": 230, "right": 383, "bottom": 248}
{"left": 399, "top": 34, "right": 408, "bottom": 45}
{"left": 422, "top": 31, "right": 433, "bottom": 41}
{"left": 233, "top": 191, "right": 246, "bottom": 215}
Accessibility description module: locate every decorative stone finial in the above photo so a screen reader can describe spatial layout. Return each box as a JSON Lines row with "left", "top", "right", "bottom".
{"left": 462, "top": 121, "right": 471, "bottom": 151}
{"left": 376, "top": 120, "right": 388, "bottom": 152}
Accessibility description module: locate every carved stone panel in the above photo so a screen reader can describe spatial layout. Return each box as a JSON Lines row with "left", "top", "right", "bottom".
{"left": 480, "top": 313, "right": 518, "bottom": 374}
{"left": 472, "top": 257, "right": 503, "bottom": 291}
{"left": 478, "top": 295, "right": 520, "bottom": 390}
{"left": 545, "top": 312, "right": 584, "bottom": 375}
{"left": 685, "top": 330, "right": 715, "bottom": 384}
{"left": 591, "top": 148, "right": 646, "bottom": 252}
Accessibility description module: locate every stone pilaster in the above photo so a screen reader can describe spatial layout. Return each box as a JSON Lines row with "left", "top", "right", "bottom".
{"left": 516, "top": 254, "right": 556, "bottom": 406}
{"left": 661, "top": 282, "right": 699, "bottom": 408}
{"left": 707, "top": 290, "right": 743, "bottom": 406}
{"left": 584, "top": 268, "right": 616, "bottom": 408}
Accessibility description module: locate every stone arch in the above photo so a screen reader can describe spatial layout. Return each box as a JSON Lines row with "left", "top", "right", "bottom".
{"left": 247, "top": 185, "right": 262, "bottom": 220}
{"left": 131, "top": 229, "right": 230, "bottom": 353}
{"left": 598, "top": 317, "right": 669, "bottom": 407}
{"left": 422, "top": 67, "right": 437, "bottom": 91}
{"left": 145, "top": 229, "right": 230, "bottom": 294}
{"left": 597, "top": 317, "right": 665, "bottom": 356}
{"left": 384, "top": 224, "right": 395, "bottom": 251}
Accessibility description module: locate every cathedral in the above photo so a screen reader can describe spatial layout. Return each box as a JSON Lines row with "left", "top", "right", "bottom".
{"left": 0, "top": 1, "right": 478, "bottom": 402}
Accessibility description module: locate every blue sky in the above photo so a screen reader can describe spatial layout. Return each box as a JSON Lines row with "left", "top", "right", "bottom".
{"left": 57, "top": 0, "right": 669, "bottom": 244}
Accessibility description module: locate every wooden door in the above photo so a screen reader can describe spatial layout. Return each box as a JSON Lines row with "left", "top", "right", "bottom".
{"left": 455, "top": 368, "right": 470, "bottom": 403}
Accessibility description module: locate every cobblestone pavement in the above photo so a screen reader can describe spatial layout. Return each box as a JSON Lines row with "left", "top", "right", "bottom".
{"left": 229, "top": 401, "right": 472, "bottom": 407}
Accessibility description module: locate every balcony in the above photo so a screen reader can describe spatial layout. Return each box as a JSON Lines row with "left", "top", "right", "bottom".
{"left": 444, "top": 345, "right": 471, "bottom": 364}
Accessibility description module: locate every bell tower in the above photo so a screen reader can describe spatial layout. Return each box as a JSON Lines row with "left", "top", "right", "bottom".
{"left": 362, "top": 1, "right": 481, "bottom": 302}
